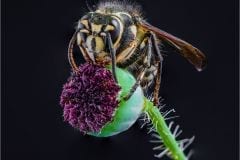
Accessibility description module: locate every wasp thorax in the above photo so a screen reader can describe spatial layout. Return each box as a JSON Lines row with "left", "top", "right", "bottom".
{"left": 76, "top": 12, "right": 123, "bottom": 64}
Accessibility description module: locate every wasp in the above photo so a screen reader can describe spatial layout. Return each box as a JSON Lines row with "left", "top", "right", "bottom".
{"left": 68, "top": 1, "right": 206, "bottom": 105}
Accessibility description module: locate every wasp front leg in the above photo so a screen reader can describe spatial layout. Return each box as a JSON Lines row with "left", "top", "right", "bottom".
{"left": 68, "top": 28, "right": 93, "bottom": 72}
{"left": 68, "top": 30, "right": 79, "bottom": 72}
{"left": 106, "top": 32, "right": 118, "bottom": 83}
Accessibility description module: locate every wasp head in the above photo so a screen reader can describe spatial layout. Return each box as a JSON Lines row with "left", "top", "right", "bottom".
{"left": 76, "top": 12, "right": 123, "bottom": 65}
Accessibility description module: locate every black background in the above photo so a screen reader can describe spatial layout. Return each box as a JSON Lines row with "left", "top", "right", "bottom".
{"left": 2, "top": 0, "right": 239, "bottom": 160}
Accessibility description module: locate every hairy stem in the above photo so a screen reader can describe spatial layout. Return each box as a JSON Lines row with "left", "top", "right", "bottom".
{"left": 143, "top": 98, "right": 187, "bottom": 160}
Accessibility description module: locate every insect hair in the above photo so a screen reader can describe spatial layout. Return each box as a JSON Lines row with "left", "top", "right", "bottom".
{"left": 96, "top": 0, "right": 144, "bottom": 18}
{"left": 85, "top": 0, "right": 94, "bottom": 12}
{"left": 139, "top": 98, "right": 195, "bottom": 159}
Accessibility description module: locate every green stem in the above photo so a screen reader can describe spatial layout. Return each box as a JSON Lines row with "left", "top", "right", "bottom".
{"left": 143, "top": 98, "right": 187, "bottom": 160}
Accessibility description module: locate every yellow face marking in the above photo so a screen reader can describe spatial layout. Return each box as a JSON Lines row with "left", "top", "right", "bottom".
{"left": 80, "top": 20, "right": 89, "bottom": 29}
{"left": 104, "top": 25, "right": 114, "bottom": 31}
{"left": 95, "top": 36, "right": 105, "bottom": 53}
{"left": 86, "top": 35, "right": 105, "bottom": 53}
{"left": 91, "top": 23, "right": 103, "bottom": 34}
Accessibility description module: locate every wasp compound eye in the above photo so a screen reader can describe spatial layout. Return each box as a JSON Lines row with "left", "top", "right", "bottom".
{"left": 60, "top": 63, "right": 144, "bottom": 136}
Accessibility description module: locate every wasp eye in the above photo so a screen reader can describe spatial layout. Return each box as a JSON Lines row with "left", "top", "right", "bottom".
{"left": 105, "top": 19, "right": 121, "bottom": 44}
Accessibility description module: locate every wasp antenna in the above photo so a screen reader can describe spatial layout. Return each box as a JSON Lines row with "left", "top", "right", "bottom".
{"left": 68, "top": 31, "right": 79, "bottom": 72}
{"left": 85, "top": 0, "right": 96, "bottom": 12}
{"left": 85, "top": 0, "right": 92, "bottom": 11}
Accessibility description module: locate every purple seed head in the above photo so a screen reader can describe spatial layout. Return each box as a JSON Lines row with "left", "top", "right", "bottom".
{"left": 60, "top": 63, "right": 121, "bottom": 133}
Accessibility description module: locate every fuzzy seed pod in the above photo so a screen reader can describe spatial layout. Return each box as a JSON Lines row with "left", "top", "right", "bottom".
{"left": 60, "top": 63, "right": 144, "bottom": 137}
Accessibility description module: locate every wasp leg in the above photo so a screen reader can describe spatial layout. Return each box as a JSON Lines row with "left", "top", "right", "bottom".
{"left": 107, "top": 32, "right": 118, "bottom": 83}
{"left": 151, "top": 32, "right": 164, "bottom": 106}
{"left": 123, "top": 37, "right": 152, "bottom": 101}
{"left": 68, "top": 28, "right": 90, "bottom": 72}
{"left": 68, "top": 30, "right": 79, "bottom": 72}
{"left": 123, "top": 68, "right": 147, "bottom": 101}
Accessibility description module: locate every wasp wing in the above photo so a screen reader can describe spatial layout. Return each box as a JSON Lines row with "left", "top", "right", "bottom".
{"left": 140, "top": 21, "right": 206, "bottom": 71}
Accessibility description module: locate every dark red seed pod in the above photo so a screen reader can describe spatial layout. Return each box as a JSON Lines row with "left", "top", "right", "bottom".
{"left": 60, "top": 63, "right": 121, "bottom": 133}
{"left": 60, "top": 63, "right": 144, "bottom": 137}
